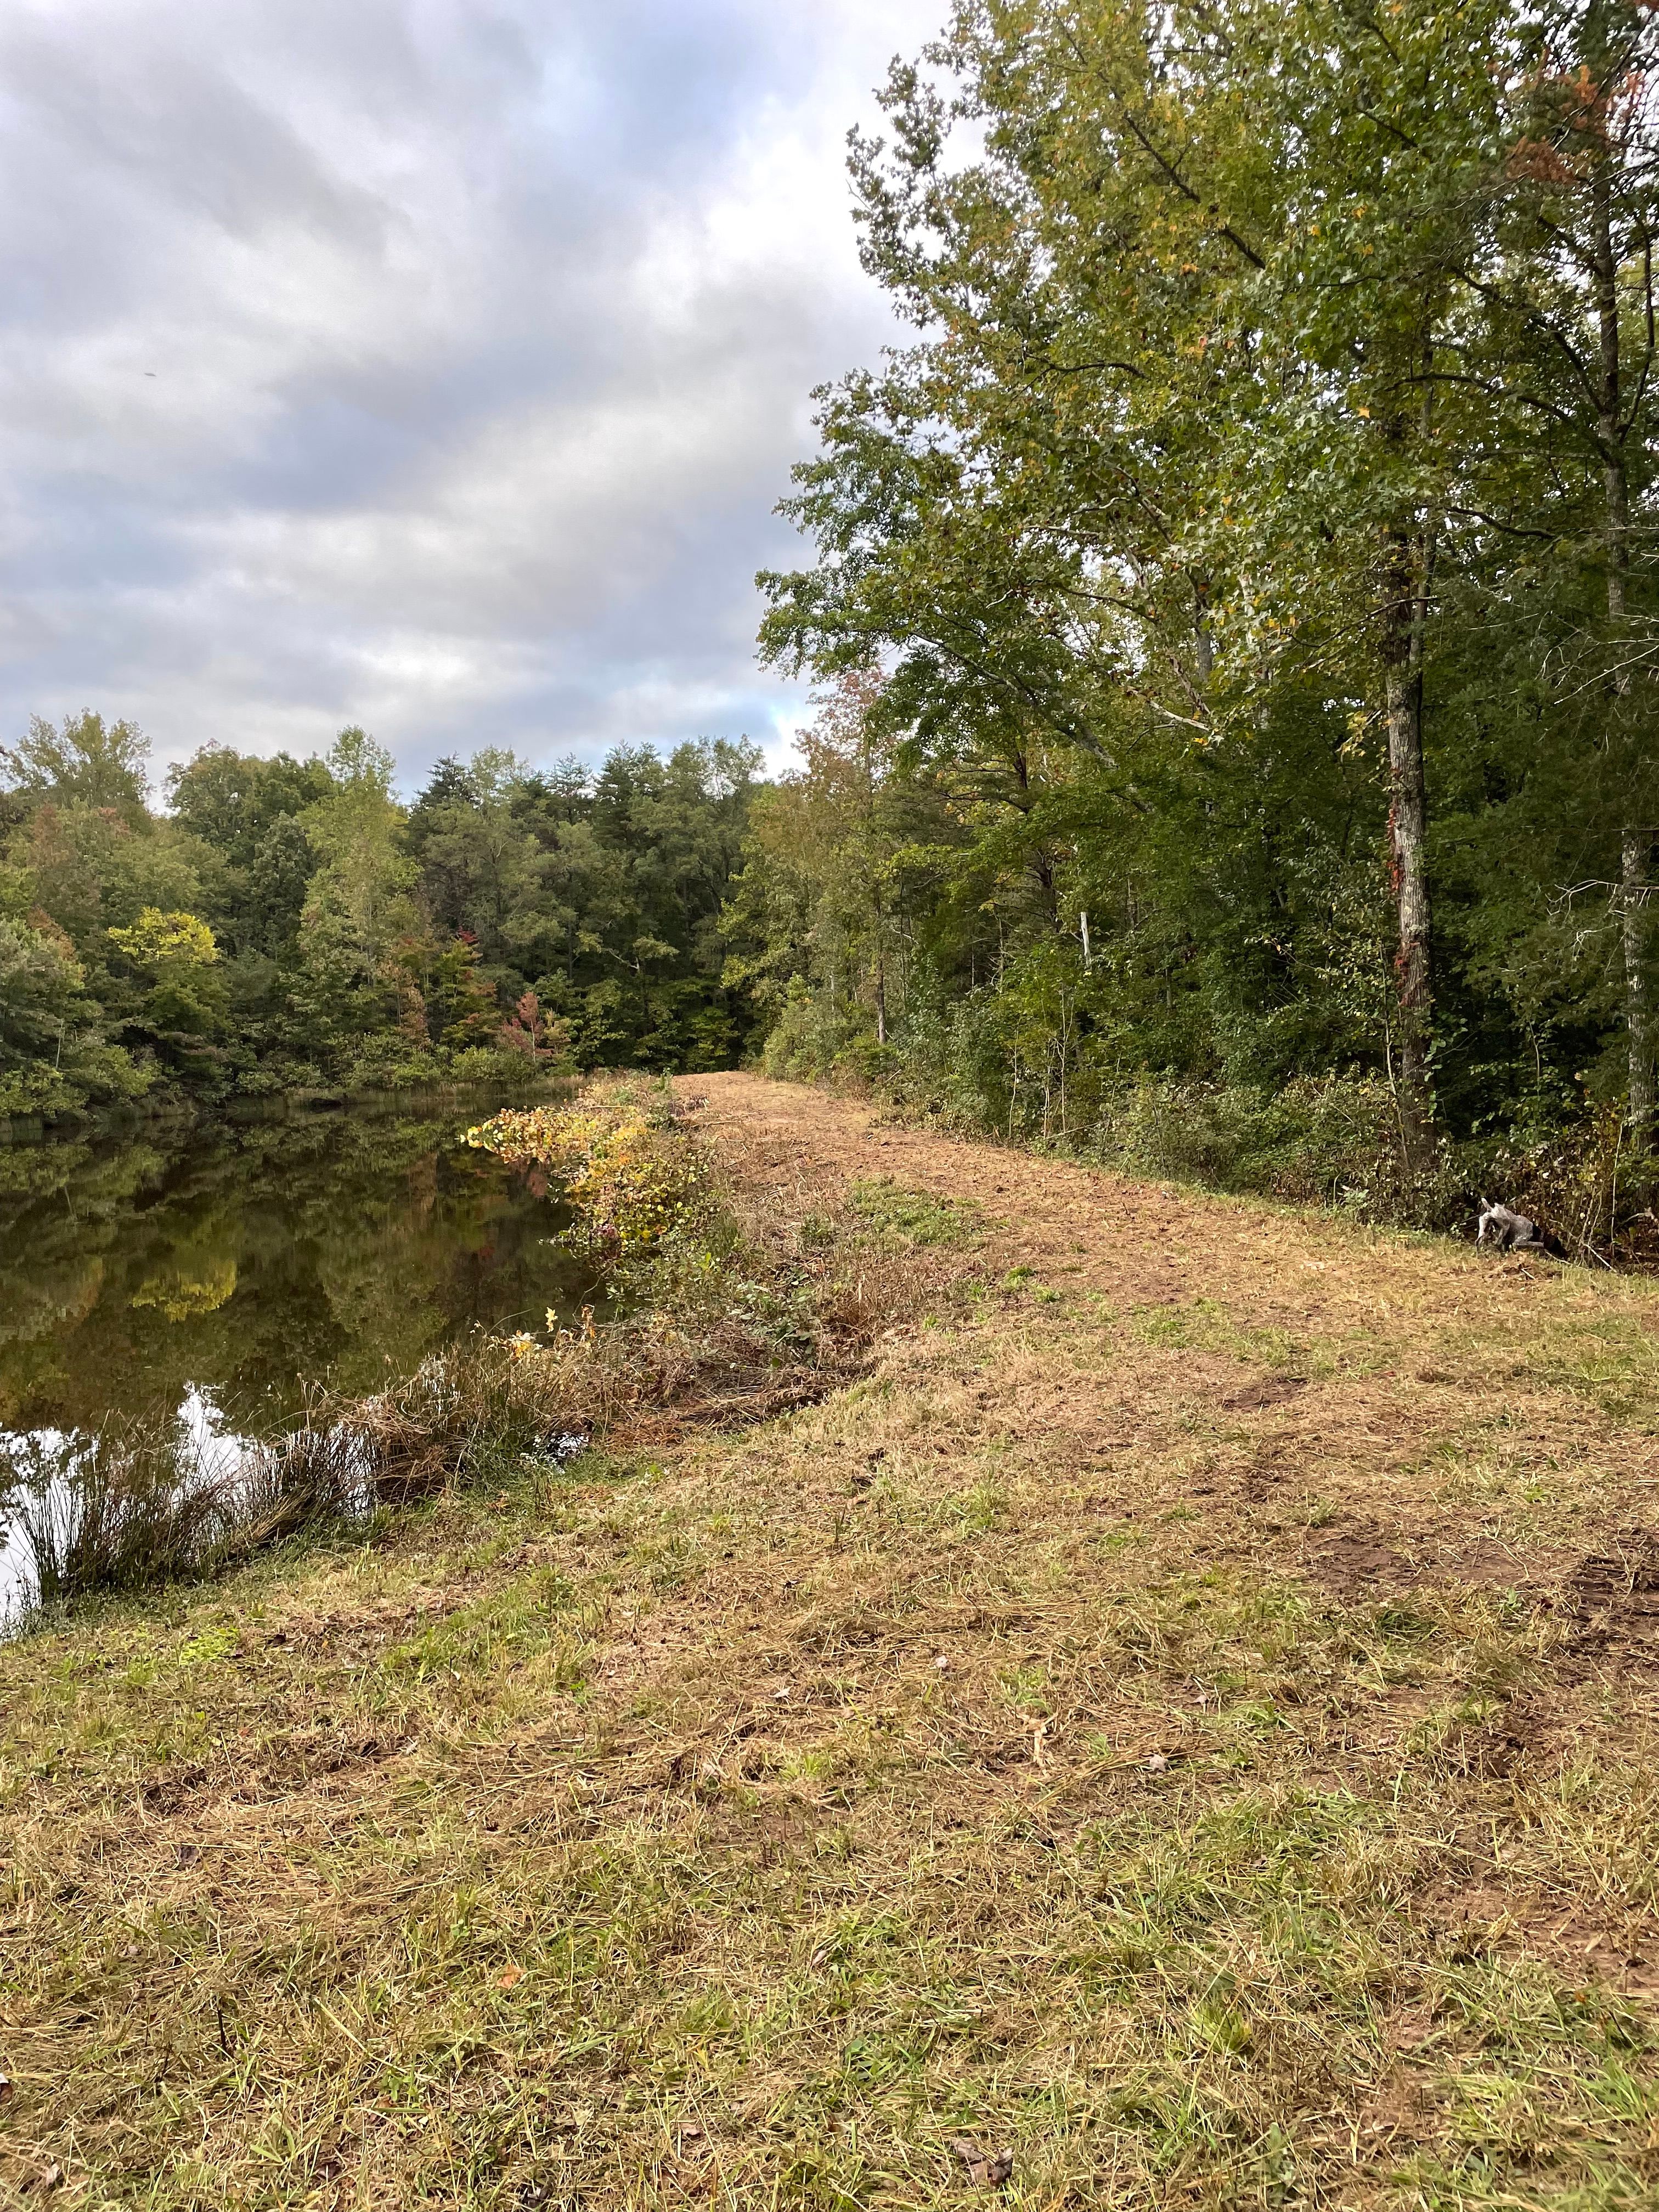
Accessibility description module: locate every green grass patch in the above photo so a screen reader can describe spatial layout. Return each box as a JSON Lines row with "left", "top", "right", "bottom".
{"left": 848, "top": 1177, "right": 985, "bottom": 1246}
{"left": 1130, "top": 1294, "right": 1322, "bottom": 1372}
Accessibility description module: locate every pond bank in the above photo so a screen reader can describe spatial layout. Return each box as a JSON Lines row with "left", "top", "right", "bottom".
{"left": 0, "top": 1090, "right": 592, "bottom": 1625}
{"left": 0, "top": 1080, "right": 957, "bottom": 1629}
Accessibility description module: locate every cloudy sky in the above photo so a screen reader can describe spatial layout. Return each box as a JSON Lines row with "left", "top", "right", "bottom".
{"left": 0, "top": 0, "right": 943, "bottom": 791}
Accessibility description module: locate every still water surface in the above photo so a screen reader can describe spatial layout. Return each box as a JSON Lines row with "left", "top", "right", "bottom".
{"left": 0, "top": 1095, "right": 585, "bottom": 1446}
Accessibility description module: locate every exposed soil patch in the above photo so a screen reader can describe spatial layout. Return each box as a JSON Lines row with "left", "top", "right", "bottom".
{"left": 1569, "top": 1526, "right": 1659, "bottom": 1611}
{"left": 1564, "top": 1527, "right": 1659, "bottom": 1667}
{"left": 1220, "top": 1374, "right": 1310, "bottom": 1411}
{"left": 1304, "top": 1523, "right": 1419, "bottom": 1593}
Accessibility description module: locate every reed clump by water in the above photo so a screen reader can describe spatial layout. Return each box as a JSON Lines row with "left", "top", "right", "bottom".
{"left": 2, "top": 1338, "right": 592, "bottom": 1622}
{"left": 8, "top": 1429, "right": 229, "bottom": 1605}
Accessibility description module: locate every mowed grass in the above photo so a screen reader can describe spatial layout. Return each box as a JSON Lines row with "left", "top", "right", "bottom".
{"left": 8, "top": 1107, "right": 1659, "bottom": 2208}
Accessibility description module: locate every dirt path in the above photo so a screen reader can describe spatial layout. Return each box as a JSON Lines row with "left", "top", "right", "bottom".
{"left": 693, "top": 1071, "right": 1659, "bottom": 1610}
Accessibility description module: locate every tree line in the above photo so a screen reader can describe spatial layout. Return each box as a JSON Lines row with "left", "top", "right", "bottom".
{"left": 0, "top": 711, "right": 763, "bottom": 1116}
{"left": 11, "top": 0, "right": 1659, "bottom": 1236}
{"left": 731, "top": 0, "right": 1659, "bottom": 1223}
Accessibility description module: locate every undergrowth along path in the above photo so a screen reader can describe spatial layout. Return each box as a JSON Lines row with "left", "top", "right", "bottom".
{"left": 6, "top": 1073, "right": 1659, "bottom": 2209}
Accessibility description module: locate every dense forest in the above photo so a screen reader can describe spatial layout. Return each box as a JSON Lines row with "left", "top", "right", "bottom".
{"left": 735, "top": 0, "right": 1659, "bottom": 1231}
{"left": 0, "top": 713, "right": 763, "bottom": 1116}
{"left": 9, "top": 0, "right": 1659, "bottom": 1238}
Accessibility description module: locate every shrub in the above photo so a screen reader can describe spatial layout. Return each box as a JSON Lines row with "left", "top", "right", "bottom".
{"left": 467, "top": 1086, "right": 720, "bottom": 1263}
{"left": 444, "top": 1044, "right": 547, "bottom": 1092}
{"left": 760, "top": 985, "right": 875, "bottom": 1084}
{"left": 1089, "top": 1076, "right": 1403, "bottom": 1205}
{"left": 346, "top": 1034, "right": 444, "bottom": 1091}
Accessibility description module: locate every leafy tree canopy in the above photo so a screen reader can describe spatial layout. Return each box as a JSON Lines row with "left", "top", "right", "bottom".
{"left": 0, "top": 723, "right": 769, "bottom": 1117}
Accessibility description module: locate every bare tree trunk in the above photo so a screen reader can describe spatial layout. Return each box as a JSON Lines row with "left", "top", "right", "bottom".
{"left": 1623, "top": 828, "right": 1652, "bottom": 1135}
{"left": 1595, "top": 166, "right": 1650, "bottom": 1136}
{"left": 874, "top": 954, "right": 887, "bottom": 1047}
{"left": 1383, "top": 532, "right": 1434, "bottom": 1169}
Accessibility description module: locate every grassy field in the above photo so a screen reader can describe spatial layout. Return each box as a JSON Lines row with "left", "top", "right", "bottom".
{"left": 7, "top": 1074, "right": 1659, "bottom": 2209}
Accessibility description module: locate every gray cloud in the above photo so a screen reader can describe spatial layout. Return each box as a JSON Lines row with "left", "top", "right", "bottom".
{"left": 0, "top": 0, "right": 941, "bottom": 786}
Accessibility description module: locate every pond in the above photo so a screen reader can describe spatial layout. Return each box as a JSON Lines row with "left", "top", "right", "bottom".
{"left": 0, "top": 1095, "right": 589, "bottom": 1615}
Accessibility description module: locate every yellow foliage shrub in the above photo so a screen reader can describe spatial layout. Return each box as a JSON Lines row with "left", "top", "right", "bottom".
{"left": 467, "top": 1094, "right": 715, "bottom": 1261}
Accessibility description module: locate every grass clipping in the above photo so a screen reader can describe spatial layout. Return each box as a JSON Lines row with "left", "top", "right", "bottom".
{"left": 465, "top": 1080, "right": 967, "bottom": 1444}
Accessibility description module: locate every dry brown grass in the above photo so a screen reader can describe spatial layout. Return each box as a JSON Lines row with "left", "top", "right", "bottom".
{"left": 5, "top": 1075, "right": 1659, "bottom": 2209}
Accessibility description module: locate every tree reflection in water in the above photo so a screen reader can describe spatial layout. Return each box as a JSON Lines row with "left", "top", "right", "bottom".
{"left": 0, "top": 1096, "right": 592, "bottom": 1443}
